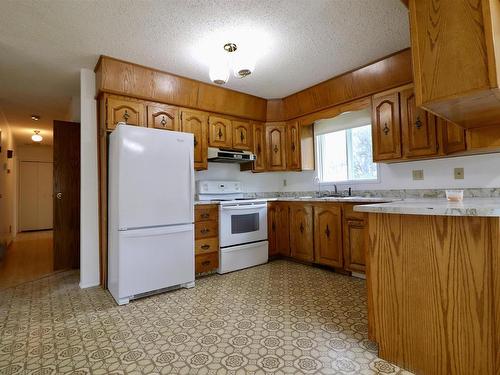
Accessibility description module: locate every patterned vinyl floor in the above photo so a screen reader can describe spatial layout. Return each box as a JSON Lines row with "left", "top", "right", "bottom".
{"left": 0, "top": 260, "right": 413, "bottom": 374}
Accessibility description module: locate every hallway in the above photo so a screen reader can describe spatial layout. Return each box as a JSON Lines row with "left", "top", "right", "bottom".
{"left": 0, "top": 230, "right": 54, "bottom": 289}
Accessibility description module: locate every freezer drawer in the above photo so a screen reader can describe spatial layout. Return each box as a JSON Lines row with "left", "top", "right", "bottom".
{"left": 218, "top": 241, "right": 268, "bottom": 274}
{"left": 110, "top": 224, "right": 195, "bottom": 305}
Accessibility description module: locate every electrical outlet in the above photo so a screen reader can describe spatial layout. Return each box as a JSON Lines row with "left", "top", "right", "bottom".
{"left": 454, "top": 167, "right": 464, "bottom": 179}
{"left": 412, "top": 169, "right": 424, "bottom": 180}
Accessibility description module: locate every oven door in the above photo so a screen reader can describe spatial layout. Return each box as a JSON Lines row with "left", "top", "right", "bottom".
{"left": 219, "top": 203, "right": 268, "bottom": 248}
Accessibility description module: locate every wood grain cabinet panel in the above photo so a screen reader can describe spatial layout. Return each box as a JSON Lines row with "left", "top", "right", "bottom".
{"left": 343, "top": 219, "right": 367, "bottom": 273}
{"left": 313, "top": 204, "right": 343, "bottom": 268}
{"left": 287, "top": 121, "right": 301, "bottom": 171}
{"left": 408, "top": 0, "right": 500, "bottom": 128}
{"left": 195, "top": 205, "right": 218, "bottom": 222}
{"left": 400, "top": 89, "right": 438, "bottom": 158}
{"left": 147, "top": 104, "right": 179, "bottom": 131}
{"left": 195, "top": 252, "right": 219, "bottom": 274}
{"left": 438, "top": 117, "right": 467, "bottom": 155}
{"left": 372, "top": 92, "right": 402, "bottom": 161}
{"left": 232, "top": 120, "right": 253, "bottom": 150}
{"left": 265, "top": 123, "right": 287, "bottom": 171}
{"left": 194, "top": 204, "right": 219, "bottom": 274}
{"left": 195, "top": 237, "right": 219, "bottom": 255}
{"left": 268, "top": 203, "right": 278, "bottom": 257}
{"left": 289, "top": 203, "right": 314, "bottom": 262}
{"left": 252, "top": 122, "right": 266, "bottom": 172}
{"left": 268, "top": 202, "right": 290, "bottom": 257}
{"left": 106, "top": 96, "right": 146, "bottom": 130}
{"left": 209, "top": 116, "right": 232, "bottom": 148}
{"left": 180, "top": 109, "right": 208, "bottom": 170}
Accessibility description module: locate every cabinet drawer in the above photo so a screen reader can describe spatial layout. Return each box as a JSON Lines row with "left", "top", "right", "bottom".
{"left": 195, "top": 238, "right": 219, "bottom": 255}
{"left": 343, "top": 204, "right": 368, "bottom": 221}
{"left": 195, "top": 221, "right": 218, "bottom": 239}
{"left": 195, "top": 205, "right": 219, "bottom": 222}
{"left": 195, "top": 252, "right": 219, "bottom": 274}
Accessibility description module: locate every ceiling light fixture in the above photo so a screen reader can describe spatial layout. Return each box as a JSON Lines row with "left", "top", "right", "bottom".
{"left": 31, "top": 130, "right": 43, "bottom": 142}
{"left": 209, "top": 42, "right": 255, "bottom": 85}
{"left": 31, "top": 114, "right": 40, "bottom": 121}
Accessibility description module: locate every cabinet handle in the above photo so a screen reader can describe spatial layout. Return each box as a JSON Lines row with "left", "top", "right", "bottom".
{"left": 201, "top": 244, "right": 210, "bottom": 250}
{"left": 325, "top": 225, "right": 330, "bottom": 238}
{"left": 383, "top": 123, "right": 390, "bottom": 135}
{"left": 240, "top": 131, "right": 244, "bottom": 142}
{"left": 193, "top": 136, "right": 198, "bottom": 146}
{"left": 123, "top": 110, "right": 130, "bottom": 123}
{"left": 218, "top": 128, "right": 223, "bottom": 139}
{"left": 300, "top": 223, "right": 304, "bottom": 233}
{"left": 257, "top": 144, "right": 261, "bottom": 154}
{"left": 202, "top": 260, "right": 211, "bottom": 266}
{"left": 201, "top": 228, "right": 210, "bottom": 234}
{"left": 160, "top": 115, "right": 167, "bottom": 126}
{"left": 415, "top": 116, "right": 422, "bottom": 129}
{"left": 274, "top": 145, "right": 279, "bottom": 153}
{"left": 291, "top": 142, "right": 296, "bottom": 152}
{"left": 201, "top": 213, "right": 210, "bottom": 219}
{"left": 272, "top": 221, "right": 276, "bottom": 231}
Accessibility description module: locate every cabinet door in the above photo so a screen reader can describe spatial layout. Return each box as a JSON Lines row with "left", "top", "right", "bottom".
{"left": 276, "top": 203, "right": 290, "bottom": 256}
{"left": 147, "top": 104, "right": 179, "bottom": 131}
{"left": 180, "top": 109, "right": 208, "bottom": 170}
{"left": 209, "top": 116, "right": 232, "bottom": 148}
{"left": 289, "top": 204, "right": 314, "bottom": 262}
{"left": 343, "top": 218, "right": 367, "bottom": 273}
{"left": 252, "top": 122, "right": 266, "bottom": 172}
{"left": 232, "top": 120, "right": 253, "bottom": 150}
{"left": 268, "top": 203, "right": 278, "bottom": 257}
{"left": 107, "top": 96, "right": 146, "bottom": 130}
{"left": 372, "top": 92, "right": 402, "bottom": 161}
{"left": 266, "top": 123, "right": 287, "bottom": 171}
{"left": 401, "top": 89, "right": 438, "bottom": 158}
{"left": 313, "top": 204, "right": 343, "bottom": 268}
{"left": 439, "top": 117, "right": 466, "bottom": 154}
{"left": 287, "top": 121, "right": 301, "bottom": 170}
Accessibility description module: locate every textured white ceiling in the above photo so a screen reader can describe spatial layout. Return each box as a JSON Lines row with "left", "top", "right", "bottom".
{"left": 0, "top": 0, "right": 409, "bottom": 145}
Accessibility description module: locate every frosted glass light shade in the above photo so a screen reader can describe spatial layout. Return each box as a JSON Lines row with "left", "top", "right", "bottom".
{"left": 209, "top": 61, "right": 230, "bottom": 85}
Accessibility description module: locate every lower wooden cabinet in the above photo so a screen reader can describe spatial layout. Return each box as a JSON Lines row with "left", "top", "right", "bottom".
{"left": 268, "top": 202, "right": 290, "bottom": 257}
{"left": 289, "top": 203, "right": 314, "bottom": 262}
{"left": 194, "top": 204, "right": 219, "bottom": 274}
{"left": 313, "top": 204, "right": 343, "bottom": 268}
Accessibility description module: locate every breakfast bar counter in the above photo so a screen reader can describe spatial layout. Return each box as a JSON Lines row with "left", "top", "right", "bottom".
{"left": 353, "top": 198, "right": 500, "bottom": 375}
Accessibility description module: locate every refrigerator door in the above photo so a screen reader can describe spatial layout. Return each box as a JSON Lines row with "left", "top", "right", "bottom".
{"left": 112, "top": 125, "right": 194, "bottom": 230}
{"left": 116, "top": 224, "right": 194, "bottom": 301}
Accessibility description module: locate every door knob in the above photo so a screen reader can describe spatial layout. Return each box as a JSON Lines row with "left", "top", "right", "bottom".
{"left": 56, "top": 192, "right": 62, "bottom": 200}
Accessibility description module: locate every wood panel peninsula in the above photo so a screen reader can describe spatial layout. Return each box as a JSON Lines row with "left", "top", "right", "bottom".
{"left": 354, "top": 199, "right": 500, "bottom": 375}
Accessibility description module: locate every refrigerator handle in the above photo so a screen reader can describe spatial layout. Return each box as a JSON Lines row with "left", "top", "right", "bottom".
{"left": 189, "top": 150, "right": 194, "bottom": 219}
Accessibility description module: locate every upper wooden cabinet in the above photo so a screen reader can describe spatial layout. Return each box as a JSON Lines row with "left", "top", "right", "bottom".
{"left": 209, "top": 116, "right": 232, "bottom": 148}
{"left": 232, "top": 120, "right": 253, "bottom": 150}
{"left": 252, "top": 122, "right": 266, "bottom": 172}
{"left": 400, "top": 88, "right": 438, "bottom": 158}
{"left": 372, "top": 92, "right": 402, "bottom": 161}
{"left": 265, "top": 123, "right": 287, "bottom": 171}
{"left": 180, "top": 109, "right": 208, "bottom": 170}
{"left": 438, "top": 118, "right": 467, "bottom": 155}
{"left": 106, "top": 96, "right": 146, "bottom": 130}
{"left": 313, "top": 204, "right": 343, "bottom": 268}
{"left": 286, "top": 121, "right": 301, "bottom": 171}
{"left": 147, "top": 104, "right": 179, "bottom": 131}
{"left": 408, "top": 0, "right": 500, "bottom": 128}
{"left": 289, "top": 203, "right": 314, "bottom": 262}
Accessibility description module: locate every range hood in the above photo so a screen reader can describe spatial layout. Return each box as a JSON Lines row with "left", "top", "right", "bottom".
{"left": 207, "top": 147, "right": 256, "bottom": 164}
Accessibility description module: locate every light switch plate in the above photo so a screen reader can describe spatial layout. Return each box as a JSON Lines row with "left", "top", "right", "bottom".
{"left": 412, "top": 169, "right": 424, "bottom": 180}
{"left": 454, "top": 167, "right": 464, "bottom": 179}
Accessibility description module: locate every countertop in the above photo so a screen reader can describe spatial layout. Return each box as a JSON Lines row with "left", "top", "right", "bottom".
{"left": 353, "top": 198, "right": 500, "bottom": 217}
{"left": 195, "top": 197, "right": 395, "bottom": 205}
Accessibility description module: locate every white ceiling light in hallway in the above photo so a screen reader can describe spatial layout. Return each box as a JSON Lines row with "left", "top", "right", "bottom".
{"left": 209, "top": 42, "right": 257, "bottom": 85}
{"left": 31, "top": 130, "right": 42, "bottom": 142}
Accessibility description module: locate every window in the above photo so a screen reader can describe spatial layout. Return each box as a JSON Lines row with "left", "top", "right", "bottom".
{"left": 315, "top": 111, "right": 378, "bottom": 183}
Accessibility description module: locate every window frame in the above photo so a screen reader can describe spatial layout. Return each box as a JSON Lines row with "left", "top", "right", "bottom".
{"left": 314, "top": 124, "right": 380, "bottom": 185}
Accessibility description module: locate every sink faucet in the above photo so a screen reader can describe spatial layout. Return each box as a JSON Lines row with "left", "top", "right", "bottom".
{"left": 333, "top": 184, "right": 338, "bottom": 195}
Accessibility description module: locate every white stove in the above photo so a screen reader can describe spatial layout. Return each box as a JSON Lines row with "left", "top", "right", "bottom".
{"left": 197, "top": 180, "right": 269, "bottom": 274}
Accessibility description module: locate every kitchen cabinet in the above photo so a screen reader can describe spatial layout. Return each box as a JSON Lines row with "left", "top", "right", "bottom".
{"left": 180, "top": 109, "right": 208, "bottom": 170}
{"left": 268, "top": 202, "right": 290, "bottom": 257}
{"left": 252, "top": 122, "right": 266, "bottom": 172}
{"left": 289, "top": 203, "right": 314, "bottom": 262}
{"left": 194, "top": 204, "right": 219, "bottom": 274}
{"left": 232, "top": 120, "right": 253, "bottom": 150}
{"left": 147, "top": 104, "right": 179, "bottom": 131}
{"left": 286, "top": 120, "right": 301, "bottom": 170}
{"left": 209, "top": 116, "right": 232, "bottom": 148}
{"left": 265, "top": 122, "right": 287, "bottom": 171}
{"left": 371, "top": 92, "right": 402, "bottom": 161}
{"left": 342, "top": 204, "right": 368, "bottom": 273}
{"left": 438, "top": 118, "right": 467, "bottom": 155}
{"left": 408, "top": 0, "right": 500, "bottom": 129}
{"left": 106, "top": 96, "right": 146, "bottom": 130}
{"left": 400, "top": 88, "right": 438, "bottom": 158}
{"left": 313, "top": 204, "right": 343, "bottom": 268}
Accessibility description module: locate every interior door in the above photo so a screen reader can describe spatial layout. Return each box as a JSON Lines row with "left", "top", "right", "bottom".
{"left": 53, "top": 121, "right": 81, "bottom": 270}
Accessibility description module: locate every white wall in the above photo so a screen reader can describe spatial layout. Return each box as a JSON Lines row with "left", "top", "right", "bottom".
{"left": 196, "top": 153, "right": 500, "bottom": 194}
{"left": 79, "top": 68, "right": 100, "bottom": 288}
{"left": 0, "top": 114, "right": 17, "bottom": 246}
{"left": 17, "top": 145, "right": 53, "bottom": 162}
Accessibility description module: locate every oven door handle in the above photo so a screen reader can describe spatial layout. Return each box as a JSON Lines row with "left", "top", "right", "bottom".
{"left": 221, "top": 204, "right": 268, "bottom": 211}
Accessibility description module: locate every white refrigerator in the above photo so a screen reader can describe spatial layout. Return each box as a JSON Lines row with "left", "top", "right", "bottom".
{"left": 108, "top": 124, "right": 195, "bottom": 305}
